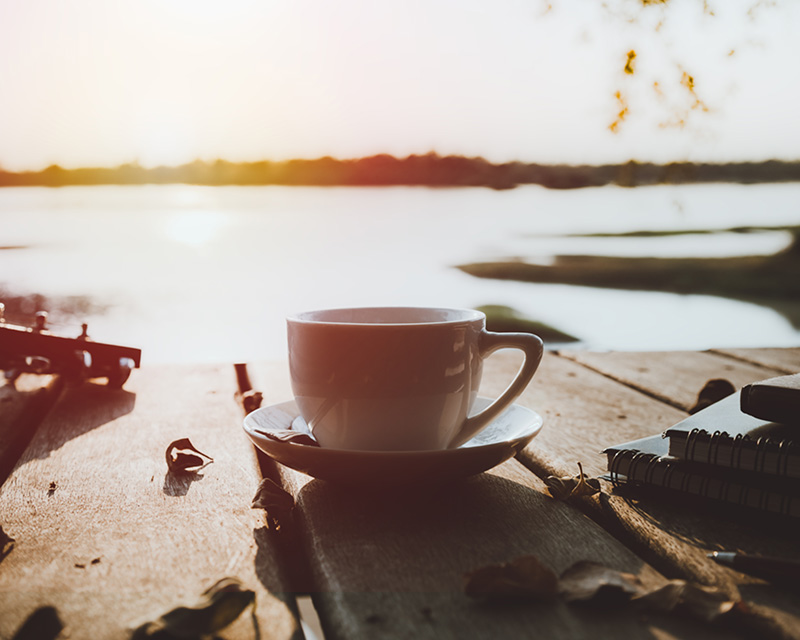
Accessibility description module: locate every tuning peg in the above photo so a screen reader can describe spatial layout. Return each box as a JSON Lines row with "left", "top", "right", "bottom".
{"left": 34, "top": 311, "right": 48, "bottom": 332}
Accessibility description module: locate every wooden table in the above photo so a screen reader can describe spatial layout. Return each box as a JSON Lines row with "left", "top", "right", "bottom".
{"left": 1, "top": 348, "right": 799, "bottom": 639}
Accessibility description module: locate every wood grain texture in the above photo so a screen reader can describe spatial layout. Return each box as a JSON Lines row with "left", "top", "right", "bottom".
{"left": 556, "top": 349, "right": 786, "bottom": 411}
{"left": 711, "top": 347, "right": 800, "bottom": 375}
{"left": 4, "top": 353, "right": 799, "bottom": 639}
{"left": 272, "top": 453, "right": 737, "bottom": 640}
{"left": 0, "top": 364, "right": 301, "bottom": 640}
{"left": 483, "top": 350, "right": 800, "bottom": 636}
{"left": 480, "top": 351, "right": 686, "bottom": 479}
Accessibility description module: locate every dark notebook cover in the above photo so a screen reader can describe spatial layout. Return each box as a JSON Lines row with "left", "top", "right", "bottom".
{"left": 741, "top": 373, "right": 800, "bottom": 424}
{"left": 662, "top": 391, "right": 800, "bottom": 479}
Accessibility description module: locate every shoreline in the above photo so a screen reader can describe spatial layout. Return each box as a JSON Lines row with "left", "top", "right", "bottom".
{"left": 3, "top": 156, "right": 800, "bottom": 190}
{"left": 463, "top": 227, "right": 800, "bottom": 331}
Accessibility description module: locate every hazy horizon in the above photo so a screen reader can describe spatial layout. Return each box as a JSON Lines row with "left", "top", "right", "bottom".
{"left": 2, "top": 1, "right": 799, "bottom": 172}
{"left": 6, "top": 152, "right": 800, "bottom": 175}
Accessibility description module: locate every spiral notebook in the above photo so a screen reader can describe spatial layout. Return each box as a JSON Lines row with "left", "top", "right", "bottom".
{"left": 662, "top": 391, "right": 799, "bottom": 479}
{"left": 603, "top": 434, "right": 800, "bottom": 518}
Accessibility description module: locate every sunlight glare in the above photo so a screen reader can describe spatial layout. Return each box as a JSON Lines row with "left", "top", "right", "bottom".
{"left": 164, "top": 210, "right": 228, "bottom": 246}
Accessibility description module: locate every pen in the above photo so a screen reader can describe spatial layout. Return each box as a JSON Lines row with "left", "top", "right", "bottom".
{"left": 708, "top": 551, "right": 800, "bottom": 582}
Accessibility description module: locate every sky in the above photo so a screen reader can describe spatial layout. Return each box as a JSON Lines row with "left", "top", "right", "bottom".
{"left": 1, "top": 0, "right": 799, "bottom": 171}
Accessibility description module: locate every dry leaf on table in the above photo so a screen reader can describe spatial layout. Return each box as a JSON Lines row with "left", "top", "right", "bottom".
{"left": 558, "top": 561, "right": 644, "bottom": 605}
{"left": 633, "top": 580, "right": 740, "bottom": 623}
{"left": 689, "top": 379, "right": 735, "bottom": 414}
{"left": 131, "top": 577, "right": 255, "bottom": 639}
{"left": 465, "top": 555, "right": 559, "bottom": 600}
{"left": 465, "top": 555, "right": 784, "bottom": 637}
{"left": 0, "top": 525, "right": 15, "bottom": 558}
{"left": 235, "top": 389, "right": 263, "bottom": 414}
{"left": 545, "top": 462, "right": 601, "bottom": 501}
{"left": 165, "top": 438, "right": 214, "bottom": 474}
{"left": 251, "top": 478, "right": 295, "bottom": 530}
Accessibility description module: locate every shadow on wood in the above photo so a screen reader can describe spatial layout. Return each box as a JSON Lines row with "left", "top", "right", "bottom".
{"left": 0, "top": 376, "right": 64, "bottom": 487}
{"left": 16, "top": 381, "right": 135, "bottom": 466}
{"left": 285, "top": 468, "right": 734, "bottom": 640}
{"left": 161, "top": 468, "right": 208, "bottom": 497}
{"left": 9, "top": 605, "right": 63, "bottom": 640}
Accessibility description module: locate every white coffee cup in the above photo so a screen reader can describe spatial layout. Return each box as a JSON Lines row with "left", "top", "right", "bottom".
{"left": 287, "top": 307, "right": 543, "bottom": 451}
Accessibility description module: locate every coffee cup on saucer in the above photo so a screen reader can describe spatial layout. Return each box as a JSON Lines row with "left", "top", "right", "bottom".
{"left": 286, "top": 307, "right": 543, "bottom": 451}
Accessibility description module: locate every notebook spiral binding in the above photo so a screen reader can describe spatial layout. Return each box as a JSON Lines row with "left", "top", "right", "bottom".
{"left": 609, "top": 450, "right": 660, "bottom": 488}
{"left": 682, "top": 427, "right": 797, "bottom": 476}
{"left": 607, "top": 448, "right": 796, "bottom": 516}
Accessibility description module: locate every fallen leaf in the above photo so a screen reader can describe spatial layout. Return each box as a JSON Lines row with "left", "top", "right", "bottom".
{"left": 132, "top": 577, "right": 255, "bottom": 639}
{"left": 251, "top": 478, "right": 294, "bottom": 511}
{"left": 165, "top": 438, "right": 213, "bottom": 474}
{"left": 633, "top": 580, "right": 739, "bottom": 623}
{"left": 235, "top": 389, "right": 263, "bottom": 415}
{"left": 558, "top": 561, "right": 644, "bottom": 604}
{"left": 0, "top": 525, "right": 15, "bottom": 557}
{"left": 465, "top": 555, "right": 558, "bottom": 600}
{"left": 465, "top": 556, "right": 778, "bottom": 636}
{"left": 689, "top": 379, "right": 735, "bottom": 414}
{"left": 251, "top": 478, "right": 295, "bottom": 530}
{"left": 257, "top": 429, "right": 319, "bottom": 447}
{"left": 545, "top": 462, "right": 601, "bottom": 501}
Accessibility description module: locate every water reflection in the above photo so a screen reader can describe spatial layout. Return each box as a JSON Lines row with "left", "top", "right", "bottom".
{"left": 163, "top": 210, "right": 230, "bottom": 245}
{"left": 519, "top": 230, "right": 794, "bottom": 259}
{"left": 0, "top": 184, "right": 798, "bottom": 363}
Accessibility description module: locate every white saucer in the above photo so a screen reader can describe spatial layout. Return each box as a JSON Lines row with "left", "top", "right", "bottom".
{"left": 242, "top": 397, "right": 543, "bottom": 486}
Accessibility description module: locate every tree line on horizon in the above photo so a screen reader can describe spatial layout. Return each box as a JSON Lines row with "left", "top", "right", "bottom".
{"left": 1, "top": 153, "right": 800, "bottom": 190}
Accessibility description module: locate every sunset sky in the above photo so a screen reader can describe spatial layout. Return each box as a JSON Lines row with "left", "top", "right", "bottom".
{"left": 1, "top": 0, "right": 798, "bottom": 171}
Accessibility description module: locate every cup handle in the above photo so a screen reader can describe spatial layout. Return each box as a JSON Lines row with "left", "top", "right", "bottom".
{"left": 447, "top": 330, "right": 544, "bottom": 449}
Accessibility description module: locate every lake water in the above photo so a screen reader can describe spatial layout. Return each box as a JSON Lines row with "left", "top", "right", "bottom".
{"left": 1, "top": 183, "right": 799, "bottom": 364}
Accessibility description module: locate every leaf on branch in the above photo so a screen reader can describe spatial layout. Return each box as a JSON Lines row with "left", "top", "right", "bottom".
{"left": 544, "top": 462, "right": 601, "bottom": 501}
{"left": 165, "top": 438, "right": 213, "bottom": 474}
{"left": 558, "top": 561, "right": 644, "bottom": 605}
{"left": 257, "top": 429, "right": 319, "bottom": 447}
{"left": 609, "top": 91, "right": 629, "bottom": 133}
{"left": 131, "top": 577, "right": 255, "bottom": 639}
{"left": 624, "top": 50, "right": 636, "bottom": 75}
{"left": 464, "top": 555, "right": 558, "bottom": 600}
{"left": 680, "top": 70, "right": 709, "bottom": 112}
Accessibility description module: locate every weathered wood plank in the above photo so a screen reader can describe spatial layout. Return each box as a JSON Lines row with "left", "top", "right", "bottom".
{"left": 0, "top": 374, "right": 63, "bottom": 487}
{"left": 711, "top": 347, "right": 800, "bottom": 374}
{"left": 481, "top": 351, "right": 800, "bottom": 635}
{"left": 275, "top": 458, "right": 733, "bottom": 640}
{"left": 479, "top": 351, "right": 685, "bottom": 479}
{"left": 556, "top": 349, "right": 786, "bottom": 411}
{"left": 0, "top": 364, "right": 301, "bottom": 640}
{"left": 244, "top": 352, "right": 746, "bottom": 637}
